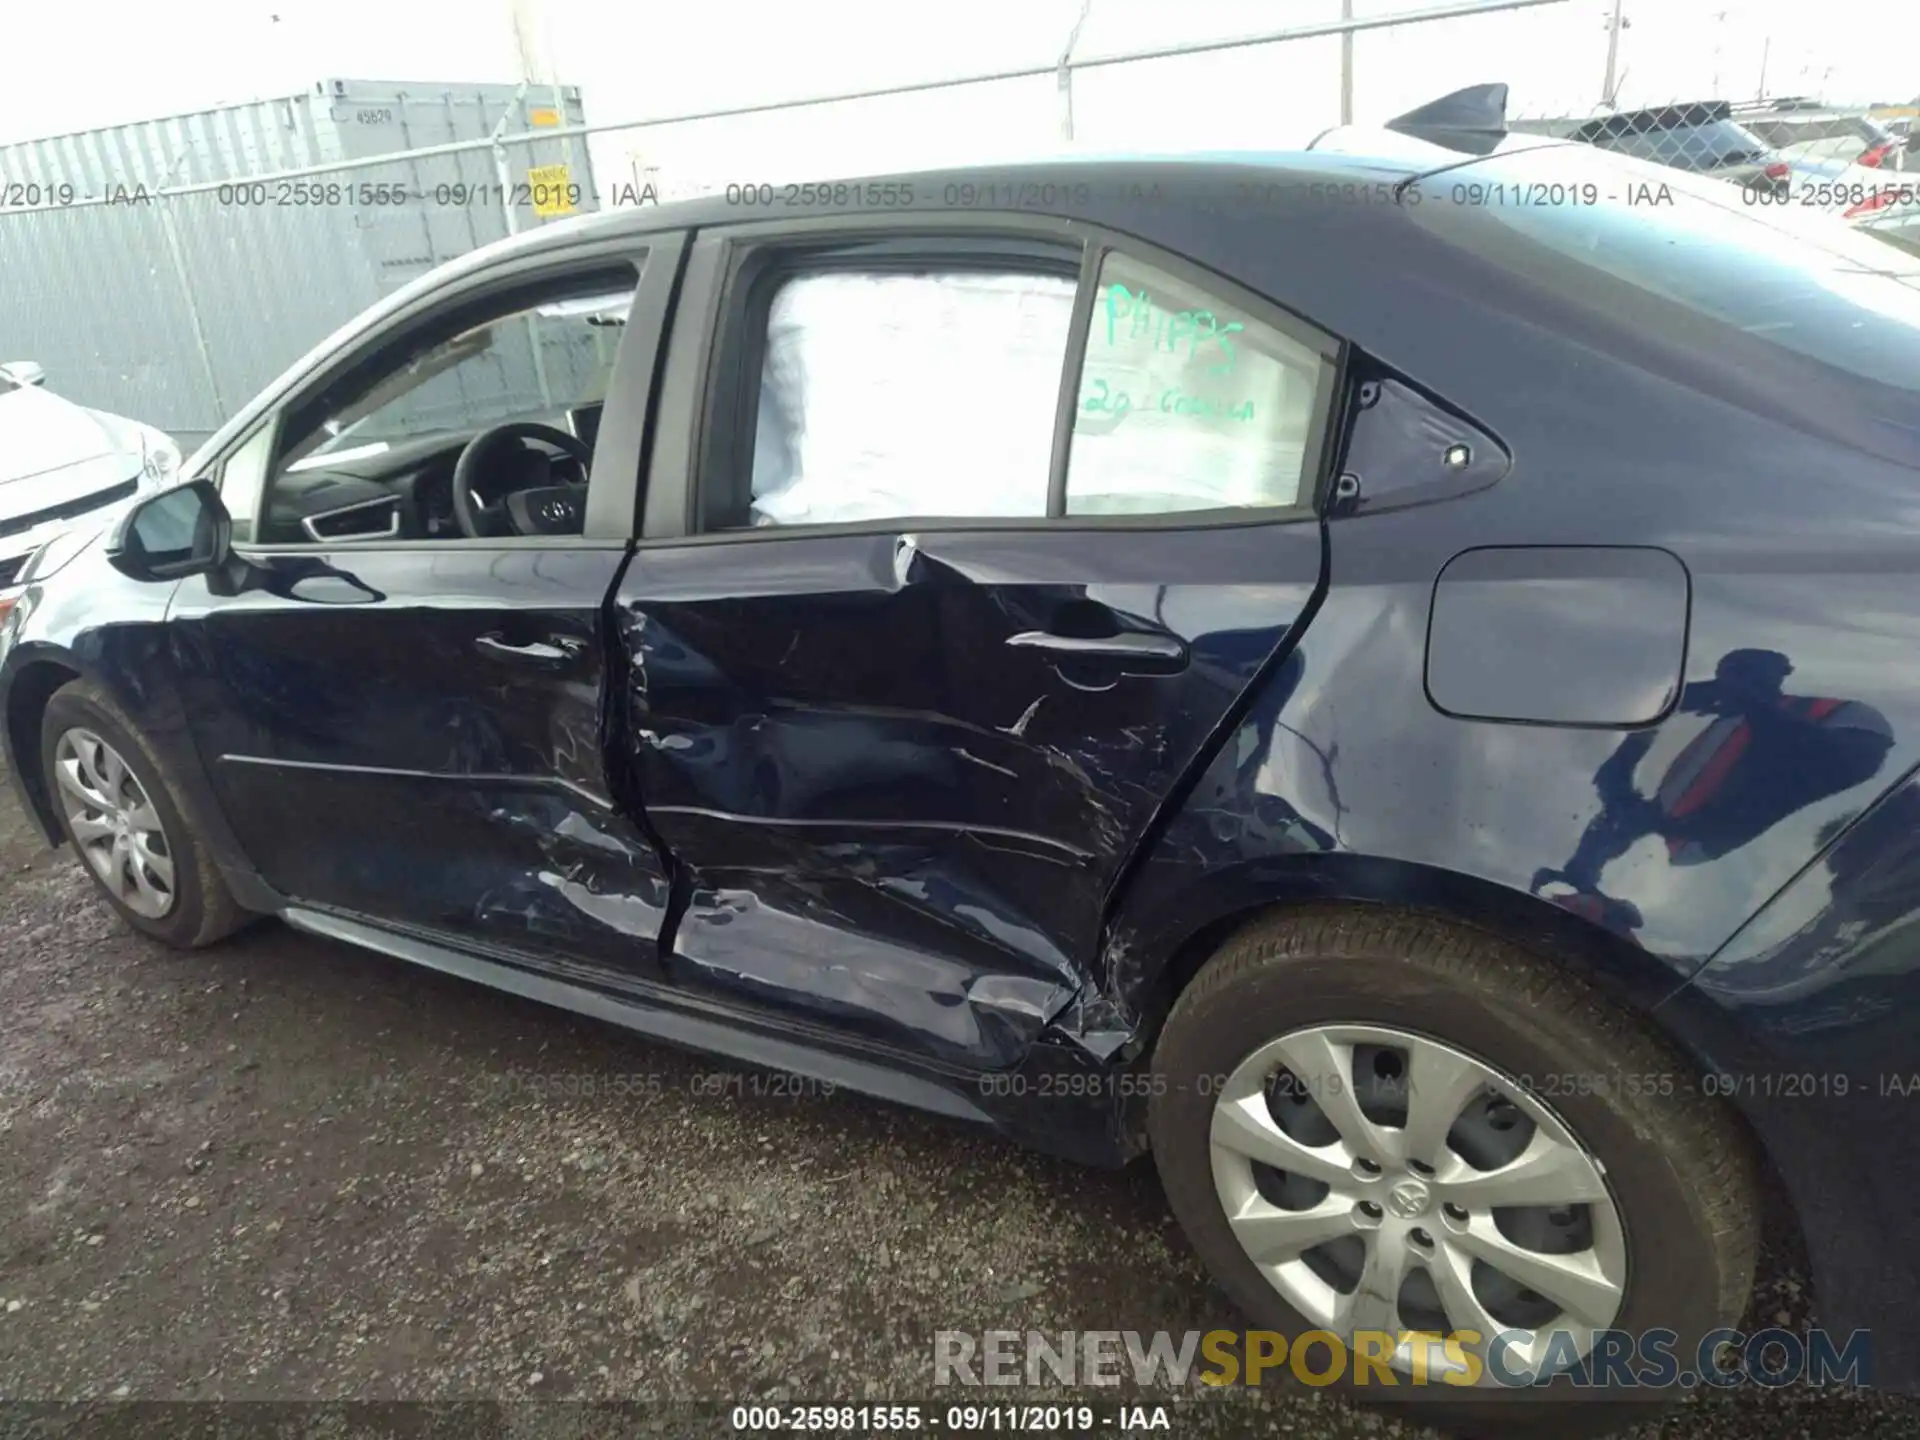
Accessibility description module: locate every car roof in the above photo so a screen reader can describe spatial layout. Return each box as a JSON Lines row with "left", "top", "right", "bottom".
{"left": 1521, "top": 100, "right": 1738, "bottom": 132}
{"left": 450, "top": 149, "right": 1452, "bottom": 307}
{"left": 586, "top": 147, "right": 1415, "bottom": 220}
{"left": 1594, "top": 100, "right": 1736, "bottom": 126}
{"left": 1744, "top": 108, "right": 1886, "bottom": 127}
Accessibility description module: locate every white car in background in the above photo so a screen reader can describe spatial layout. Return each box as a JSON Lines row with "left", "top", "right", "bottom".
{"left": 0, "top": 361, "right": 179, "bottom": 607}
{"left": 1767, "top": 155, "right": 1920, "bottom": 246}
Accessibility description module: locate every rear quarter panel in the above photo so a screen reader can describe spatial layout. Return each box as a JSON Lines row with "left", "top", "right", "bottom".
{"left": 1063, "top": 162, "right": 1920, "bottom": 1023}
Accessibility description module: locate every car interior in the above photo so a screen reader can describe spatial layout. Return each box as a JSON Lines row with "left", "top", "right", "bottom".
{"left": 252, "top": 268, "right": 637, "bottom": 545}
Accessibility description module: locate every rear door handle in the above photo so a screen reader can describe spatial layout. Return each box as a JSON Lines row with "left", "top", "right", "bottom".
{"left": 475, "top": 633, "right": 583, "bottom": 664}
{"left": 1005, "top": 630, "right": 1188, "bottom": 664}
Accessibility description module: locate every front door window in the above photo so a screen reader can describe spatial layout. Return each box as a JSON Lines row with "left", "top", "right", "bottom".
{"left": 238, "top": 265, "right": 641, "bottom": 545}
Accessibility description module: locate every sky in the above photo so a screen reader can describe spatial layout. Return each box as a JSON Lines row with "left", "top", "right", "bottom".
{"left": 3, "top": 0, "right": 1918, "bottom": 193}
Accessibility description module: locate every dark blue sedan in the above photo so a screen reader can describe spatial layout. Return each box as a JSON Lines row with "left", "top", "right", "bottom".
{"left": 4, "top": 85, "right": 1918, "bottom": 1436}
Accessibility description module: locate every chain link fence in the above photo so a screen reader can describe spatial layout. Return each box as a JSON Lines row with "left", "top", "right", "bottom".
{"left": 2, "top": 2, "right": 1909, "bottom": 451}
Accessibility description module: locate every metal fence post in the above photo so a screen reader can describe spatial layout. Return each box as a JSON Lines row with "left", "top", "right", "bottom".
{"left": 489, "top": 82, "right": 555, "bottom": 412}
{"left": 492, "top": 136, "right": 518, "bottom": 237}
{"left": 156, "top": 202, "right": 227, "bottom": 421}
{"left": 554, "top": 82, "right": 577, "bottom": 187}
{"left": 1340, "top": 0, "right": 1355, "bottom": 124}
{"left": 1602, "top": 0, "right": 1625, "bottom": 106}
{"left": 1058, "top": 0, "right": 1095, "bottom": 143}
{"left": 491, "top": 81, "right": 529, "bottom": 240}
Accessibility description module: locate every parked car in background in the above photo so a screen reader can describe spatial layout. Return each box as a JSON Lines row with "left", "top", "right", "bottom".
{"left": 1773, "top": 153, "right": 1920, "bottom": 224}
{"left": 11, "top": 83, "right": 1920, "bottom": 1435}
{"left": 1737, "top": 102, "right": 1920, "bottom": 223}
{"left": 0, "top": 361, "right": 179, "bottom": 609}
{"left": 1852, "top": 196, "right": 1920, "bottom": 256}
{"left": 1733, "top": 99, "right": 1907, "bottom": 171}
{"left": 1509, "top": 99, "right": 1790, "bottom": 195}
{"left": 1514, "top": 97, "right": 1914, "bottom": 223}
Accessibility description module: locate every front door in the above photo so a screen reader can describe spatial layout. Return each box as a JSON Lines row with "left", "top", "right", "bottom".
{"left": 616, "top": 226, "right": 1338, "bottom": 1068}
{"left": 169, "top": 237, "right": 680, "bottom": 974}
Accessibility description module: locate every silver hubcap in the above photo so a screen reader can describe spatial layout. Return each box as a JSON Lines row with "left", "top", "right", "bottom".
{"left": 1209, "top": 1024, "right": 1626, "bottom": 1383}
{"left": 53, "top": 728, "right": 176, "bottom": 920}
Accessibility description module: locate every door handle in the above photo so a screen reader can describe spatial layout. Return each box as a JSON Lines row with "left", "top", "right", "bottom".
{"left": 1005, "top": 630, "right": 1188, "bottom": 664}
{"left": 475, "top": 633, "right": 582, "bottom": 663}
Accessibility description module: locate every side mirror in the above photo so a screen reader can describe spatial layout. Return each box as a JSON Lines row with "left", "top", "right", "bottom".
{"left": 0, "top": 360, "right": 46, "bottom": 388}
{"left": 105, "top": 478, "right": 231, "bottom": 582}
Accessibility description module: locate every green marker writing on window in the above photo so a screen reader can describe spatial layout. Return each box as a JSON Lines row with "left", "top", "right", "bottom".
{"left": 1104, "top": 284, "right": 1242, "bottom": 374}
{"left": 1081, "top": 377, "right": 1257, "bottom": 424}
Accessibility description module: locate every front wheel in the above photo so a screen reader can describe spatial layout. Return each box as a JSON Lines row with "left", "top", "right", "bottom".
{"left": 1147, "top": 906, "right": 1759, "bottom": 1437}
{"left": 40, "top": 678, "right": 247, "bottom": 948}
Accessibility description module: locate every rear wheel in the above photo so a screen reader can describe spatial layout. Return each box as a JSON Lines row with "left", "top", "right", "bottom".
{"left": 1148, "top": 905, "right": 1759, "bottom": 1437}
{"left": 40, "top": 679, "right": 247, "bottom": 949}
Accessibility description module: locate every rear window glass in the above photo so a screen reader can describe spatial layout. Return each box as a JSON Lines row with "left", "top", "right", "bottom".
{"left": 1573, "top": 112, "right": 1773, "bottom": 170}
{"left": 1414, "top": 143, "right": 1920, "bottom": 391}
{"left": 1065, "top": 252, "right": 1325, "bottom": 515}
{"left": 1743, "top": 114, "right": 1893, "bottom": 163}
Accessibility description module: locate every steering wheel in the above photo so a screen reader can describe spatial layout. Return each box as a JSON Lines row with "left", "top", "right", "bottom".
{"left": 451, "top": 421, "right": 593, "bottom": 538}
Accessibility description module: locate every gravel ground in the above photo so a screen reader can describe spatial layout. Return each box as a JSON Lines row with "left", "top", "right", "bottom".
{"left": 0, "top": 770, "right": 1918, "bottom": 1439}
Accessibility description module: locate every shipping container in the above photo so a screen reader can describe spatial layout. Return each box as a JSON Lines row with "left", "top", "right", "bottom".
{"left": 0, "top": 80, "right": 597, "bottom": 448}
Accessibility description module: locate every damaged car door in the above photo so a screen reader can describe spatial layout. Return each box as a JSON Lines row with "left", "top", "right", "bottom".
{"left": 617, "top": 224, "right": 1337, "bottom": 1070}
{"left": 166, "top": 236, "right": 681, "bottom": 972}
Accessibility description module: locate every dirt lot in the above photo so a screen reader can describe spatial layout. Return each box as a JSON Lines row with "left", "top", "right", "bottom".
{"left": 1, "top": 766, "right": 1918, "bottom": 1439}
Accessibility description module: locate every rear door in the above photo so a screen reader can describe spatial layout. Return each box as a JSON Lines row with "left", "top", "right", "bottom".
{"left": 614, "top": 218, "right": 1338, "bottom": 1069}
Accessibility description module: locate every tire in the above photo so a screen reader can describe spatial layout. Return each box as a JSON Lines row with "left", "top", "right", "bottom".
{"left": 39, "top": 678, "right": 248, "bottom": 949}
{"left": 1147, "top": 905, "right": 1758, "bottom": 1439}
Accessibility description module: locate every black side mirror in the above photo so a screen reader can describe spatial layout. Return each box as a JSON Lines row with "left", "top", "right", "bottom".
{"left": 105, "top": 478, "right": 231, "bottom": 581}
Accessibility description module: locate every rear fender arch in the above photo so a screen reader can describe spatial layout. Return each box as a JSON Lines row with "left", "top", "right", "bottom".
{"left": 1092, "top": 850, "right": 1699, "bottom": 1058}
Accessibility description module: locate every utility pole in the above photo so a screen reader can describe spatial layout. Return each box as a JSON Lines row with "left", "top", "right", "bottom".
{"left": 1601, "top": 0, "right": 1624, "bottom": 106}
{"left": 506, "top": 0, "right": 556, "bottom": 84}
{"left": 502, "top": 0, "right": 576, "bottom": 224}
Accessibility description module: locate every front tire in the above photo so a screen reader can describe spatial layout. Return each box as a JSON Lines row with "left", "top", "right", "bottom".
{"left": 1147, "top": 905, "right": 1759, "bottom": 1437}
{"left": 40, "top": 678, "right": 247, "bottom": 949}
